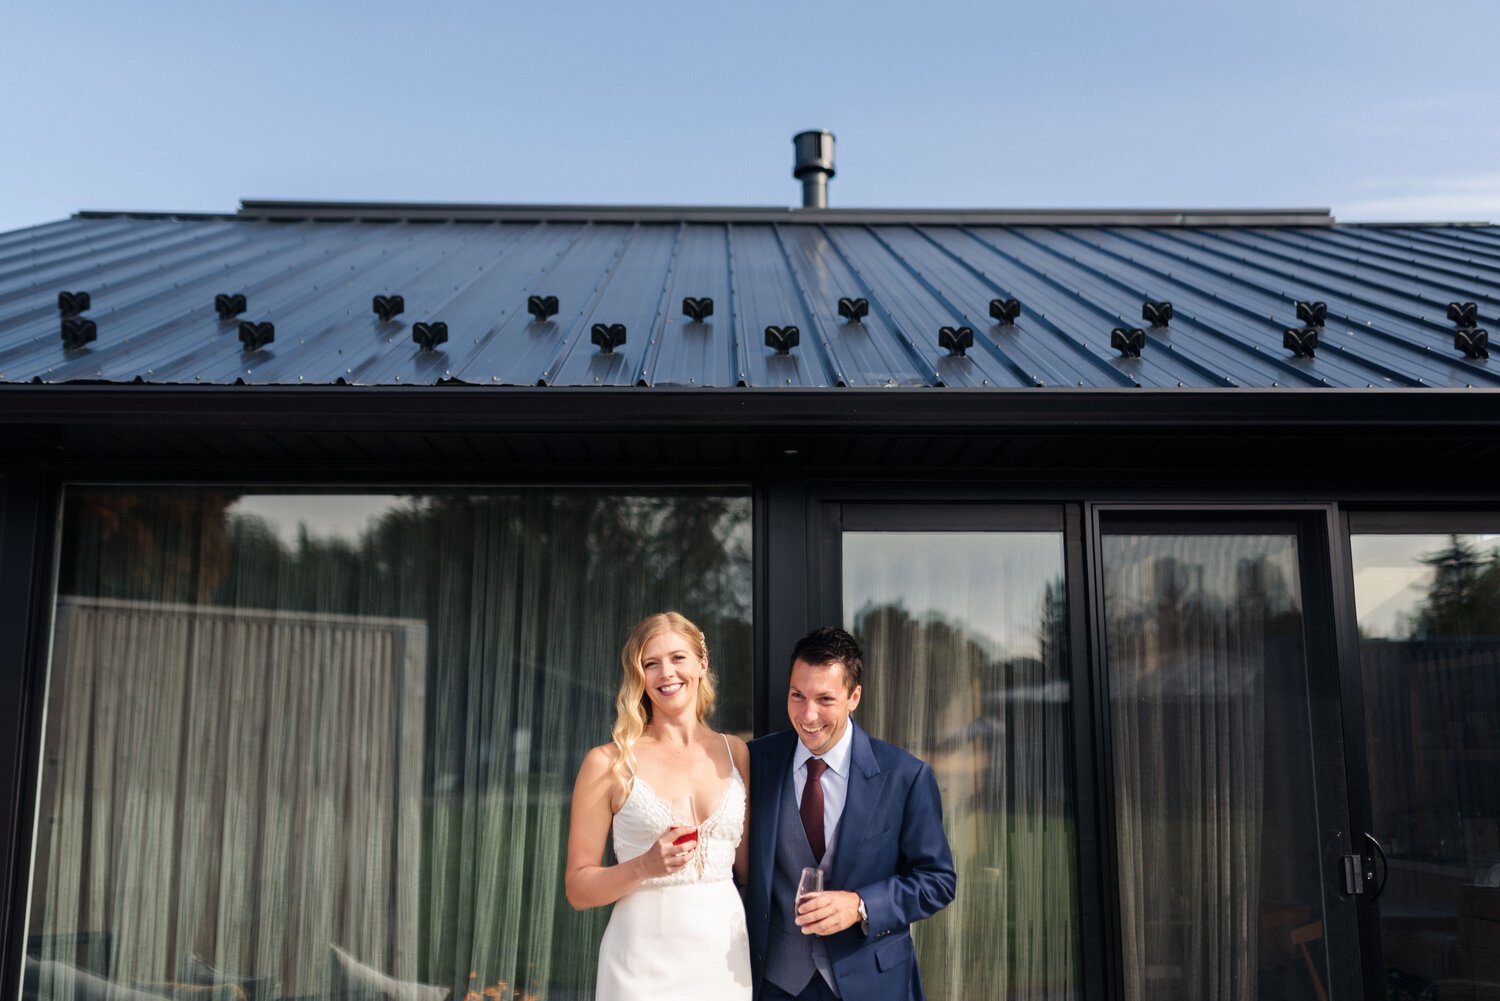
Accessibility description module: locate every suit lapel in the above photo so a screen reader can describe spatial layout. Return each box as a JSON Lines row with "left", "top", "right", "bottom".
{"left": 753, "top": 730, "right": 796, "bottom": 906}
{"left": 829, "top": 721, "right": 885, "bottom": 889}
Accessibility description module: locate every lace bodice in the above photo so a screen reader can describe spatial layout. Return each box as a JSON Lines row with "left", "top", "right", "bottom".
{"left": 612, "top": 768, "right": 745, "bottom": 887}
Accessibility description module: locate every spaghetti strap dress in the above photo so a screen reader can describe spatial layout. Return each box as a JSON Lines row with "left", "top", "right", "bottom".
{"left": 594, "top": 735, "right": 751, "bottom": 1001}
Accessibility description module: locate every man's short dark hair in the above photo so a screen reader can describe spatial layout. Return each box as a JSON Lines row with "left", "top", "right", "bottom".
{"left": 790, "top": 626, "right": 863, "bottom": 693}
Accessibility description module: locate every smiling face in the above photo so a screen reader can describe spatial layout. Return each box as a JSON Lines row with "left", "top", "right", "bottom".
{"left": 640, "top": 630, "right": 708, "bottom": 716}
{"left": 787, "top": 658, "right": 862, "bottom": 756}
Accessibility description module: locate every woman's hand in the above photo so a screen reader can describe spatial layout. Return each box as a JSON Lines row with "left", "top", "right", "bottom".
{"left": 635, "top": 824, "right": 697, "bottom": 879}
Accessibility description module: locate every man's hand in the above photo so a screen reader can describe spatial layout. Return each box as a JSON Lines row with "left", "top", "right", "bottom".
{"left": 795, "top": 890, "right": 864, "bottom": 936}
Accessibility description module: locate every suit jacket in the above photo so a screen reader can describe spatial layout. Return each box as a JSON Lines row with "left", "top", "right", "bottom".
{"left": 747, "top": 722, "right": 956, "bottom": 1001}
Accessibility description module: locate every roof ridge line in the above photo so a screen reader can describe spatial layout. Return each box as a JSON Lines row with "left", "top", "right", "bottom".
{"left": 229, "top": 200, "right": 1337, "bottom": 228}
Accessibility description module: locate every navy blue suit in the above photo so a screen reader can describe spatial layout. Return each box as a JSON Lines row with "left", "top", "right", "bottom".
{"left": 748, "top": 722, "right": 956, "bottom": 1001}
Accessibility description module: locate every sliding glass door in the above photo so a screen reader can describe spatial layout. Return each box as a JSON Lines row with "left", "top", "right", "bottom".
{"left": 1095, "top": 514, "right": 1363, "bottom": 1001}
{"left": 1345, "top": 515, "right": 1500, "bottom": 1001}
{"left": 816, "top": 504, "right": 1380, "bottom": 1001}
{"left": 822, "top": 504, "right": 1085, "bottom": 1001}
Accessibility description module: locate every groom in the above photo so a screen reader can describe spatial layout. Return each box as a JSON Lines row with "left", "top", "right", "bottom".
{"left": 748, "top": 627, "right": 956, "bottom": 1001}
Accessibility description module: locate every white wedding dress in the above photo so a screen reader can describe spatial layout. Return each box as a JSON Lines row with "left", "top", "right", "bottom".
{"left": 595, "top": 746, "right": 752, "bottom": 1001}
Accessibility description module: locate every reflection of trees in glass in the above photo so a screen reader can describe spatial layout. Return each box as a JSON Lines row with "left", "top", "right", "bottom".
{"left": 852, "top": 580, "right": 1077, "bottom": 1001}
{"left": 58, "top": 493, "right": 236, "bottom": 602}
{"left": 59, "top": 491, "right": 752, "bottom": 729}
{"left": 54, "top": 490, "right": 753, "bottom": 998}
{"left": 1105, "top": 552, "right": 1298, "bottom": 677}
{"left": 1039, "top": 577, "right": 1067, "bottom": 677}
{"left": 1404, "top": 534, "right": 1500, "bottom": 639}
{"left": 1360, "top": 534, "right": 1500, "bottom": 876}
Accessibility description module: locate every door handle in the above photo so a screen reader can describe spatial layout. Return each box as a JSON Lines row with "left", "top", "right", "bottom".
{"left": 1339, "top": 834, "right": 1389, "bottom": 898}
{"left": 1363, "top": 833, "right": 1388, "bottom": 901}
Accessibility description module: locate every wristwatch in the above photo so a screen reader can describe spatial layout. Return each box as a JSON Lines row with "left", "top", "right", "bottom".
{"left": 856, "top": 895, "right": 869, "bottom": 935}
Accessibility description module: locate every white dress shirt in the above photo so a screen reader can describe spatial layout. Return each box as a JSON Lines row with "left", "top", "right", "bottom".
{"left": 791, "top": 719, "right": 854, "bottom": 859}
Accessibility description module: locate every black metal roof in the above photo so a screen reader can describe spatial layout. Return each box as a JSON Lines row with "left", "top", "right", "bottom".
{"left": 3, "top": 202, "right": 1499, "bottom": 390}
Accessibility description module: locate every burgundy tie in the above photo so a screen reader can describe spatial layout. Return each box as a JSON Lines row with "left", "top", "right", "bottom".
{"left": 800, "top": 758, "right": 827, "bottom": 862}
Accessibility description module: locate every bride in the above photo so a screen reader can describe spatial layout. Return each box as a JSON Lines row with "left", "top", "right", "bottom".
{"left": 565, "top": 612, "right": 752, "bottom": 1001}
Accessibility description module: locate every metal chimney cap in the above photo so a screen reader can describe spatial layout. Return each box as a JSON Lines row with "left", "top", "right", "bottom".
{"left": 792, "top": 130, "right": 836, "bottom": 180}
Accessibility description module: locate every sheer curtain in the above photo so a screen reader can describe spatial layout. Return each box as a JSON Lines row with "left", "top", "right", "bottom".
{"left": 36, "top": 600, "right": 427, "bottom": 994}
{"left": 1102, "top": 534, "right": 1306, "bottom": 1001}
{"left": 28, "top": 491, "right": 751, "bottom": 1001}
{"left": 846, "top": 531, "right": 1079, "bottom": 1001}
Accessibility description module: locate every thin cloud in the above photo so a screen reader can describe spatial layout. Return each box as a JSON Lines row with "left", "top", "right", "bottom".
{"left": 1341, "top": 173, "right": 1500, "bottom": 222}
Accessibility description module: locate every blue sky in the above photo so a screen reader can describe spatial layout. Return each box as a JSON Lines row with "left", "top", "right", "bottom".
{"left": 4, "top": 0, "right": 1498, "bottom": 233}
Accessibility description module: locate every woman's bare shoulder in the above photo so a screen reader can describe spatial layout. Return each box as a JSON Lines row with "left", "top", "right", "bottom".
{"left": 575, "top": 742, "right": 630, "bottom": 813}
{"left": 578, "top": 742, "right": 622, "bottom": 778}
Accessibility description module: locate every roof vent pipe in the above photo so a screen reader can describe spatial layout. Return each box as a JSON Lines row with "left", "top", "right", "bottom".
{"left": 792, "top": 130, "right": 835, "bottom": 208}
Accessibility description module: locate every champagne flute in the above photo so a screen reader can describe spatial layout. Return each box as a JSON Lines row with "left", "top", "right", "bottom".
{"left": 796, "top": 866, "right": 824, "bottom": 909}
{"left": 667, "top": 794, "right": 701, "bottom": 878}
{"left": 667, "top": 794, "right": 699, "bottom": 846}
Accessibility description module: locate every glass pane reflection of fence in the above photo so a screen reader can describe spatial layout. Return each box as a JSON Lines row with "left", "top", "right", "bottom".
{"left": 1351, "top": 533, "right": 1500, "bottom": 1000}
{"left": 26, "top": 491, "right": 752, "bottom": 1001}
{"left": 844, "top": 531, "right": 1080, "bottom": 1001}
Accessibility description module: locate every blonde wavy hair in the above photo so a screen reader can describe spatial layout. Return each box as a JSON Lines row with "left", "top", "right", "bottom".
{"left": 610, "top": 611, "right": 716, "bottom": 791}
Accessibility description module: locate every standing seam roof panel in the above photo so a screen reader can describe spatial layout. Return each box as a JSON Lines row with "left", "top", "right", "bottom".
{"left": 1161, "top": 228, "right": 1494, "bottom": 387}
{"left": 1034, "top": 228, "right": 1379, "bottom": 388}
{"left": 3, "top": 213, "right": 1499, "bottom": 390}
{"left": 1095, "top": 228, "right": 1441, "bottom": 387}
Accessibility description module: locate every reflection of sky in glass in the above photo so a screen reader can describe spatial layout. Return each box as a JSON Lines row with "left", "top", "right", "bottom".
{"left": 1352, "top": 533, "right": 1500, "bottom": 639}
{"left": 229, "top": 495, "right": 412, "bottom": 546}
{"left": 843, "top": 532, "right": 1063, "bottom": 662}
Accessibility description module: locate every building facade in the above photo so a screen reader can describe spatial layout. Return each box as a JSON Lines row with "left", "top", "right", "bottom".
{"left": 2, "top": 202, "right": 1499, "bottom": 1001}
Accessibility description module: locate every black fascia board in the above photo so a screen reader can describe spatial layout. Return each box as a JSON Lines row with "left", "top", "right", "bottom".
{"left": 2, "top": 385, "right": 1499, "bottom": 432}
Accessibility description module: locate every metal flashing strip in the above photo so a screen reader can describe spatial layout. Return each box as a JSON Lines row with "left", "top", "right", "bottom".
{"left": 234, "top": 200, "right": 1337, "bottom": 228}
{"left": 75, "top": 210, "right": 239, "bottom": 222}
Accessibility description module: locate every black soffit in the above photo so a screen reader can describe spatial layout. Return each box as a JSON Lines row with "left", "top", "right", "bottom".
{"left": 1, "top": 202, "right": 1498, "bottom": 391}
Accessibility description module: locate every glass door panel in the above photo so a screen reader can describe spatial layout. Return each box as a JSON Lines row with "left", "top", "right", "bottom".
{"left": 1100, "top": 528, "right": 1346, "bottom": 1001}
{"left": 1350, "top": 531, "right": 1500, "bottom": 1000}
{"left": 843, "top": 528, "right": 1080, "bottom": 1001}
{"left": 26, "top": 489, "right": 753, "bottom": 1001}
